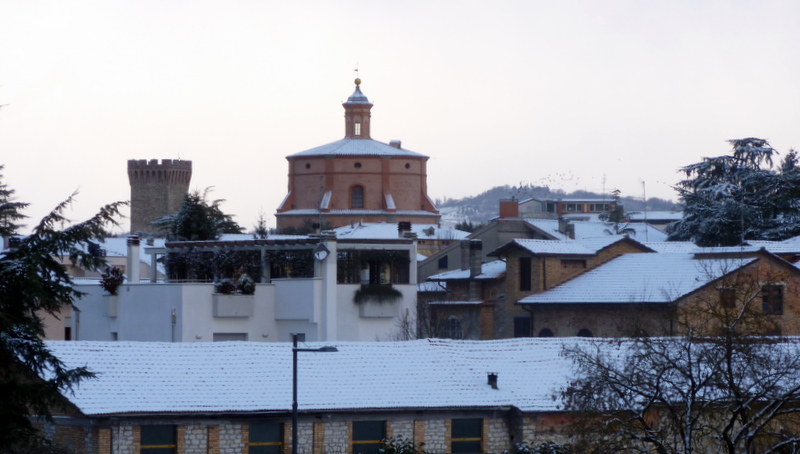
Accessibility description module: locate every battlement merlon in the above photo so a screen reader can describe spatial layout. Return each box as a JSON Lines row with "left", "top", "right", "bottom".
{"left": 127, "top": 159, "right": 193, "bottom": 171}
{"left": 127, "top": 159, "right": 193, "bottom": 186}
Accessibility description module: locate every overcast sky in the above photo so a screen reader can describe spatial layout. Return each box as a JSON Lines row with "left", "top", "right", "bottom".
{"left": 1, "top": 0, "right": 798, "bottom": 234}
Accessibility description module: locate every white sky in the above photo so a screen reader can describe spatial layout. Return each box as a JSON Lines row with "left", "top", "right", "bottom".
{"left": 1, "top": 0, "right": 798, "bottom": 234}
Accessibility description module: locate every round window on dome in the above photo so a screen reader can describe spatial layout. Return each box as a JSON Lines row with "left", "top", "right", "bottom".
{"left": 305, "top": 163, "right": 311, "bottom": 169}
{"left": 405, "top": 163, "right": 410, "bottom": 169}
{"left": 354, "top": 162, "right": 362, "bottom": 168}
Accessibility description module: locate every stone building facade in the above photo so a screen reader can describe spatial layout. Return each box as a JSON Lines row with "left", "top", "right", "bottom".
{"left": 275, "top": 79, "right": 440, "bottom": 231}
{"left": 128, "top": 159, "right": 192, "bottom": 234}
{"left": 38, "top": 410, "right": 567, "bottom": 454}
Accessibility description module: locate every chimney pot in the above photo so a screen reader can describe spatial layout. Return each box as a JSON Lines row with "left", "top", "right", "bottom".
{"left": 488, "top": 372, "right": 498, "bottom": 390}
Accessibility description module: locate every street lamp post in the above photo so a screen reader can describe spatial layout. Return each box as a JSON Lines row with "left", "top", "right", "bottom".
{"left": 292, "top": 333, "right": 338, "bottom": 454}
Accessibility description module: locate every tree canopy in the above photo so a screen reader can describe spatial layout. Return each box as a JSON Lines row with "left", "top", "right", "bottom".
{"left": 153, "top": 188, "right": 244, "bottom": 241}
{"left": 667, "top": 138, "right": 800, "bottom": 246}
{"left": 0, "top": 165, "right": 125, "bottom": 451}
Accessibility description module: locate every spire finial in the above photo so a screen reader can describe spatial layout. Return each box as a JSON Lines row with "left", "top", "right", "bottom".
{"left": 354, "top": 66, "right": 360, "bottom": 85}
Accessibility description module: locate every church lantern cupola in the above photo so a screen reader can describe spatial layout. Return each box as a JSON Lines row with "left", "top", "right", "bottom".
{"left": 343, "top": 78, "right": 373, "bottom": 139}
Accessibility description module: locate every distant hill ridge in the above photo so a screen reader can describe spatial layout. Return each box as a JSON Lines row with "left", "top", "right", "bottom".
{"left": 435, "top": 184, "right": 678, "bottom": 226}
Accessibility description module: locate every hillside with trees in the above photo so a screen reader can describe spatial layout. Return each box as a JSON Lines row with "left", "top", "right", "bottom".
{"left": 434, "top": 184, "right": 678, "bottom": 225}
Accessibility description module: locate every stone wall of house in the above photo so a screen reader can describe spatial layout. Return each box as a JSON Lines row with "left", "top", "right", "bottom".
{"left": 219, "top": 423, "right": 244, "bottom": 454}
{"left": 113, "top": 425, "right": 136, "bottom": 454}
{"left": 324, "top": 420, "right": 349, "bottom": 454}
{"left": 41, "top": 411, "right": 572, "bottom": 454}
{"left": 182, "top": 424, "right": 208, "bottom": 454}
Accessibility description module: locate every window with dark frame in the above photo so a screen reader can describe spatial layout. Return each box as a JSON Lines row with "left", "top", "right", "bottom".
{"left": 352, "top": 421, "right": 385, "bottom": 454}
{"left": 561, "top": 259, "right": 586, "bottom": 269}
{"left": 249, "top": 422, "right": 283, "bottom": 454}
{"left": 513, "top": 316, "right": 531, "bottom": 337}
{"left": 762, "top": 284, "right": 784, "bottom": 314}
{"left": 438, "top": 255, "right": 449, "bottom": 269}
{"left": 140, "top": 425, "right": 177, "bottom": 454}
{"left": 352, "top": 186, "right": 364, "bottom": 208}
{"left": 337, "top": 250, "right": 410, "bottom": 285}
{"left": 719, "top": 287, "right": 736, "bottom": 309}
{"left": 519, "top": 257, "right": 532, "bottom": 291}
{"left": 451, "top": 418, "right": 482, "bottom": 454}
{"left": 443, "top": 316, "right": 463, "bottom": 339}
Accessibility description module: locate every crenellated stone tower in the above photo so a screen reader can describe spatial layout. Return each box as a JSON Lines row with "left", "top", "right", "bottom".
{"left": 127, "top": 159, "right": 192, "bottom": 234}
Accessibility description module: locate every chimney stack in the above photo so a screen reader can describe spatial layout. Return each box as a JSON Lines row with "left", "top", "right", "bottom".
{"left": 487, "top": 372, "right": 498, "bottom": 390}
{"left": 499, "top": 197, "right": 519, "bottom": 219}
{"left": 126, "top": 235, "right": 140, "bottom": 283}
{"left": 398, "top": 221, "right": 412, "bottom": 238}
{"left": 469, "top": 239, "right": 483, "bottom": 301}
{"left": 389, "top": 140, "right": 402, "bottom": 149}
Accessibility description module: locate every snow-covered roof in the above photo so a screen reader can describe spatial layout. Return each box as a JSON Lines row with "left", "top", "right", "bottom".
{"left": 524, "top": 219, "right": 669, "bottom": 242}
{"left": 428, "top": 260, "right": 506, "bottom": 281}
{"left": 217, "top": 233, "right": 309, "bottom": 241}
{"left": 546, "top": 198, "right": 613, "bottom": 202}
{"left": 418, "top": 281, "right": 446, "bottom": 292}
{"left": 45, "top": 338, "right": 588, "bottom": 415}
{"left": 519, "top": 253, "right": 757, "bottom": 305}
{"left": 333, "top": 223, "right": 468, "bottom": 241}
{"left": 628, "top": 211, "right": 683, "bottom": 222}
{"left": 489, "top": 237, "right": 648, "bottom": 258}
{"left": 643, "top": 241, "right": 698, "bottom": 253}
{"left": 278, "top": 209, "right": 439, "bottom": 217}
{"left": 502, "top": 239, "right": 596, "bottom": 256}
{"left": 428, "top": 300, "right": 486, "bottom": 305}
{"left": 287, "top": 138, "right": 428, "bottom": 159}
{"left": 77, "top": 237, "right": 165, "bottom": 264}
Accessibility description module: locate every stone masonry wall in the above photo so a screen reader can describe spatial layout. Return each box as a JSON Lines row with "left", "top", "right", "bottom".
{"left": 424, "top": 419, "right": 448, "bottom": 453}
{"left": 323, "top": 421, "right": 349, "bottom": 454}
{"left": 219, "top": 423, "right": 244, "bottom": 454}
{"left": 182, "top": 424, "right": 208, "bottom": 454}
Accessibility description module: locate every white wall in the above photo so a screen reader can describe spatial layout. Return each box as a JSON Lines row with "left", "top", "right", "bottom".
{"left": 71, "top": 238, "right": 419, "bottom": 343}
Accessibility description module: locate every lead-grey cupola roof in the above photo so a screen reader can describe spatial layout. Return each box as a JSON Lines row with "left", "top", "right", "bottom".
{"left": 343, "top": 78, "right": 372, "bottom": 105}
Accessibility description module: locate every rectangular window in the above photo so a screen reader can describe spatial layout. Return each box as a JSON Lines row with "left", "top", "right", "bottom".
{"left": 513, "top": 316, "right": 531, "bottom": 337}
{"left": 561, "top": 259, "right": 586, "bottom": 269}
{"left": 451, "top": 418, "right": 482, "bottom": 454}
{"left": 565, "top": 203, "right": 577, "bottom": 212}
{"left": 519, "top": 257, "right": 532, "bottom": 291}
{"left": 213, "top": 333, "right": 248, "bottom": 342}
{"left": 141, "top": 425, "right": 176, "bottom": 454}
{"left": 354, "top": 122, "right": 361, "bottom": 136}
{"left": 249, "top": 422, "right": 283, "bottom": 454}
{"left": 438, "top": 255, "right": 449, "bottom": 269}
{"left": 762, "top": 285, "right": 783, "bottom": 314}
{"left": 337, "top": 250, "right": 410, "bottom": 284}
{"left": 352, "top": 186, "right": 364, "bottom": 208}
{"left": 719, "top": 288, "right": 736, "bottom": 309}
{"left": 353, "top": 421, "right": 385, "bottom": 454}
{"left": 268, "top": 250, "right": 315, "bottom": 279}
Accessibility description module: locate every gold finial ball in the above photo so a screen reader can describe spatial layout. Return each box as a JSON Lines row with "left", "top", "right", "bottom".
{"left": 355, "top": 78, "right": 361, "bottom": 85}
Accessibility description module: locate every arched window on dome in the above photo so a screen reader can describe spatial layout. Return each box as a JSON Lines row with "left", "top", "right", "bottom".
{"left": 351, "top": 185, "right": 364, "bottom": 209}
{"left": 443, "top": 316, "right": 463, "bottom": 340}
{"left": 577, "top": 328, "right": 593, "bottom": 338}
{"left": 538, "top": 328, "right": 554, "bottom": 338}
